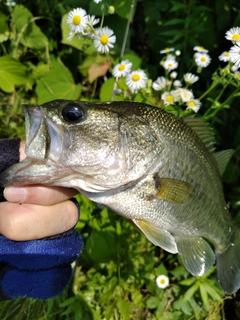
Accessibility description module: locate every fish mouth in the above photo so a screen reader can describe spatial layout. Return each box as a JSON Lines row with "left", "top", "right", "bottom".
{"left": 23, "top": 105, "right": 70, "bottom": 162}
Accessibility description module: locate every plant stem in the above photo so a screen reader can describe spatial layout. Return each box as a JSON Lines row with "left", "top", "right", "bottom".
{"left": 198, "top": 80, "right": 219, "bottom": 100}
{"left": 111, "top": 0, "right": 136, "bottom": 101}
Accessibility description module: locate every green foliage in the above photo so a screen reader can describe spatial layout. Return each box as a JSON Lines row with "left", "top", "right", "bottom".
{"left": 0, "top": 56, "right": 29, "bottom": 92}
{"left": 35, "top": 57, "right": 82, "bottom": 104}
{"left": 1, "top": 0, "right": 240, "bottom": 319}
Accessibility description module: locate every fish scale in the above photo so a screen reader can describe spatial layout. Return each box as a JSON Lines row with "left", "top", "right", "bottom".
{"left": 0, "top": 100, "right": 238, "bottom": 294}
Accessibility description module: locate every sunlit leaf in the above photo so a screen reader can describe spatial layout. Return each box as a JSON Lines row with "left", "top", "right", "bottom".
{"left": 146, "top": 296, "right": 159, "bottom": 309}
{"left": 199, "top": 283, "right": 210, "bottom": 310}
{"left": 0, "top": 56, "right": 29, "bottom": 92}
{"left": 183, "top": 282, "right": 199, "bottom": 302}
{"left": 0, "top": 12, "right": 9, "bottom": 43}
{"left": 100, "top": 77, "right": 115, "bottom": 101}
{"left": 35, "top": 57, "right": 82, "bottom": 104}
{"left": 13, "top": 5, "right": 48, "bottom": 49}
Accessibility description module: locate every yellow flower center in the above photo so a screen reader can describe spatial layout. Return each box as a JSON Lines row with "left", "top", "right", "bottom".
{"left": 200, "top": 57, "right": 206, "bottom": 62}
{"left": 232, "top": 33, "right": 240, "bottom": 41}
{"left": 235, "top": 73, "right": 240, "bottom": 80}
{"left": 132, "top": 74, "right": 140, "bottom": 82}
{"left": 72, "top": 15, "right": 81, "bottom": 25}
{"left": 100, "top": 35, "right": 109, "bottom": 45}
{"left": 160, "top": 279, "right": 166, "bottom": 284}
{"left": 118, "top": 64, "right": 126, "bottom": 71}
{"left": 199, "top": 46, "right": 205, "bottom": 51}
{"left": 166, "top": 94, "right": 174, "bottom": 103}
{"left": 224, "top": 52, "right": 230, "bottom": 57}
{"left": 168, "top": 63, "right": 173, "bottom": 67}
{"left": 188, "top": 100, "right": 196, "bottom": 107}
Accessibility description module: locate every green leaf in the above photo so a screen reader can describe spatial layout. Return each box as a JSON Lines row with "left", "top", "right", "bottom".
{"left": 199, "top": 283, "right": 210, "bottom": 310}
{"left": 31, "top": 63, "right": 50, "bottom": 80}
{"left": 146, "top": 296, "right": 159, "bottom": 309}
{"left": 204, "top": 281, "right": 223, "bottom": 301}
{"left": 35, "top": 57, "right": 82, "bottom": 104}
{"left": 0, "top": 56, "right": 29, "bottom": 92}
{"left": 100, "top": 77, "right": 115, "bottom": 101}
{"left": 179, "top": 277, "right": 196, "bottom": 286}
{"left": 0, "top": 12, "right": 9, "bottom": 43}
{"left": 116, "top": 298, "right": 131, "bottom": 319}
{"left": 86, "top": 231, "right": 116, "bottom": 262}
{"left": 113, "top": 0, "right": 134, "bottom": 20}
{"left": 13, "top": 5, "right": 48, "bottom": 49}
{"left": 183, "top": 282, "right": 199, "bottom": 302}
{"left": 122, "top": 52, "right": 142, "bottom": 69}
{"left": 155, "top": 263, "right": 168, "bottom": 276}
{"left": 164, "top": 18, "right": 184, "bottom": 26}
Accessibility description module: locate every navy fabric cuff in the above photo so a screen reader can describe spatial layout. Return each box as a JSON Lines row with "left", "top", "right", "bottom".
{"left": 0, "top": 229, "right": 83, "bottom": 270}
{"left": 1, "top": 265, "right": 72, "bottom": 300}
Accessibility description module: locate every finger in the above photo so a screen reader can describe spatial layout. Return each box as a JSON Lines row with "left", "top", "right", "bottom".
{"left": 4, "top": 185, "right": 78, "bottom": 205}
{"left": 0, "top": 200, "right": 79, "bottom": 241}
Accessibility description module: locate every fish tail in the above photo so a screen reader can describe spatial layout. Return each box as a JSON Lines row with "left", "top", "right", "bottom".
{"left": 216, "top": 227, "right": 240, "bottom": 294}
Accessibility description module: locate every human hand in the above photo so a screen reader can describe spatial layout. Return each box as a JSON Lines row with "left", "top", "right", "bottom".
{"left": 0, "top": 141, "right": 79, "bottom": 241}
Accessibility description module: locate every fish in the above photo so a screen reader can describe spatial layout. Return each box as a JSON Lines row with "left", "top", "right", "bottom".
{"left": 0, "top": 99, "right": 238, "bottom": 294}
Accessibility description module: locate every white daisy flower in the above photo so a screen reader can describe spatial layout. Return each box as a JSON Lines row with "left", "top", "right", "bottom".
{"left": 84, "top": 15, "right": 100, "bottom": 38}
{"left": 6, "top": 0, "right": 16, "bottom": 6}
{"left": 175, "top": 88, "right": 193, "bottom": 102}
{"left": 175, "top": 50, "right": 181, "bottom": 56}
{"left": 161, "top": 91, "right": 177, "bottom": 105}
{"left": 94, "top": 0, "right": 102, "bottom": 3}
{"left": 194, "top": 53, "right": 211, "bottom": 68}
{"left": 152, "top": 77, "right": 167, "bottom": 91}
{"left": 67, "top": 31, "right": 76, "bottom": 41}
{"left": 112, "top": 60, "right": 132, "bottom": 79}
{"left": 156, "top": 275, "right": 169, "bottom": 289}
{"left": 87, "top": 15, "right": 99, "bottom": 28}
{"left": 163, "top": 58, "right": 178, "bottom": 71}
{"left": 94, "top": 27, "right": 116, "bottom": 53}
{"left": 193, "top": 46, "right": 209, "bottom": 53}
{"left": 184, "top": 73, "right": 199, "bottom": 84}
{"left": 173, "top": 80, "right": 182, "bottom": 87}
{"left": 67, "top": 8, "right": 88, "bottom": 34}
{"left": 219, "top": 51, "right": 231, "bottom": 62}
{"left": 225, "top": 27, "right": 240, "bottom": 42}
{"left": 229, "top": 44, "right": 240, "bottom": 68}
{"left": 231, "top": 65, "right": 239, "bottom": 72}
{"left": 166, "top": 54, "right": 176, "bottom": 60}
{"left": 186, "top": 99, "right": 201, "bottom": 112}
{"left": 234, "top": 71, "right": 240, "bottom": 80}
{"left": 160, "top": 47, "right": 174, "bottom": 54}
{"left": 126, "top": 70, "right": 148, "bottom": 93}
{"left": 170, "top": 71, "right": 177, "bottom": 79}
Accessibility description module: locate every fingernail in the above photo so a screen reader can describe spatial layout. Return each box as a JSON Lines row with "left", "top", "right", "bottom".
{"left": 3, "top": 187, "right": 27, "bottom": 203}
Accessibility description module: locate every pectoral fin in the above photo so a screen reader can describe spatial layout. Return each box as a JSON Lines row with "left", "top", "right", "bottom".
{"left": 214, "top": 149, "right": 234, "bottom": 176}
{"left": 176, "top": 237, "right": 215, "bottom": 276}
{"left": 153, "top": 178, "right": 193, "bottom": 204}
{"left": 132, "top": 219, "right": 178, "bottom": 254}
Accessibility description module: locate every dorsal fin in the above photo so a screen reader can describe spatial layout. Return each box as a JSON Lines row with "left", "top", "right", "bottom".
{"left": 214, "top": 149, "right": 234, "bottom": 176}
{"left": 183, "top": 116, "right": 215, "bottom": 153}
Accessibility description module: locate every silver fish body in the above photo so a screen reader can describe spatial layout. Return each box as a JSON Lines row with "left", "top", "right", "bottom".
{"left": 0, "top": 100, "right": 239, "bottom": 294}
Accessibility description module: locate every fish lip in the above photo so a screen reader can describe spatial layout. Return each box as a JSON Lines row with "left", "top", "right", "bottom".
{"left": 22, "top": 104, "right": 71, "bottom": 162}
{"left": 23, "top": 105, "right": 44, "bottom": 151}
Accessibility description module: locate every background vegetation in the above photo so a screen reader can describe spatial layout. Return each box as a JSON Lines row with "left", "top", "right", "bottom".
{"left": 0, "top": 0, "right": 240, "bottom": 319}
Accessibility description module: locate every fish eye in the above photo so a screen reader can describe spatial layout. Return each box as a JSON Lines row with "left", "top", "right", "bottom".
{"left": 62, "top": 103, "right": 86, "bottom": 123}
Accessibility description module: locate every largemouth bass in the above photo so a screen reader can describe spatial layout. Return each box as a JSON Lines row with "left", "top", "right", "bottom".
{"left": 0, "top": 100, "right": 238, "bottom": 294}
